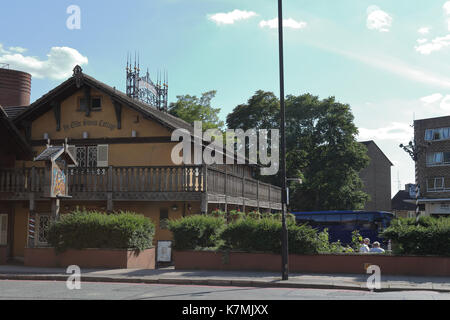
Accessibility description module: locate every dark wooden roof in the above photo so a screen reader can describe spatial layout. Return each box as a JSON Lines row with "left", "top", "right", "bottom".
{"left": 2, "top": 106, "right": 28, "bottom": 119}
{"left": 0, "top": 106, "right": 33, "bottom": 160}
{"left": 34, "top": 145, "right": 77, "bottom": 165}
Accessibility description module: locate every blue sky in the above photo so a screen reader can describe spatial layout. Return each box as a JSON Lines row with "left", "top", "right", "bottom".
{"left": 4, "top": 0, "right": 450, "bottom": 196}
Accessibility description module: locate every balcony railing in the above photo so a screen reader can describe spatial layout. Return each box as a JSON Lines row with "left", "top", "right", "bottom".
{"left": 0, "top": 166, "right": 282, "bottom": 205}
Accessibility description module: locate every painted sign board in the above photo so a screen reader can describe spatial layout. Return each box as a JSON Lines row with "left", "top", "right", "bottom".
{"left": 50, "top": 161, "right": 67, "bottom": 198}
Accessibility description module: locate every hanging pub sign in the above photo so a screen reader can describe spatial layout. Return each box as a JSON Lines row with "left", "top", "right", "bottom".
{"left": 34, "top": 142, "right": 77, "bottom": 199}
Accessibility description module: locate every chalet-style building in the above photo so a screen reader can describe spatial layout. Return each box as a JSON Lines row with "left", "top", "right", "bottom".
{"left": 359, "top": 140, "right": 393, "bottom": 212}
{"left": 0, "top": 66, "right": 282, "bottom": 261}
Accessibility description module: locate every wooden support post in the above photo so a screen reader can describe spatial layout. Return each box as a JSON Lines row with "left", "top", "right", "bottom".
{"left": 201, "top": 193, "right": 208, "bottom": 214}
{"left": 107, "top": 166, "right": 114, "bottom": 213}
{"left": 51, "top": 198, "right": 60, "bottom": 220}
{"left": 242, "top": 175, "right": 246, "bottom": 213}
{"left": 257, "top": 180, "right": 260, "bottom": 212}
{"left": 28, "top": 193, "right": 36, "bottom": 248}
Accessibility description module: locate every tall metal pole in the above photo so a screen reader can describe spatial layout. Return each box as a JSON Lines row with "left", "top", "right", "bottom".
{"left": 278, "top": 0, "right": 289, "bottom": 281}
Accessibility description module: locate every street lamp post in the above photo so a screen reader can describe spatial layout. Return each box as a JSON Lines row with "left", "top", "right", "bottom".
{"left": 399, "top": 140, "right": 429, "bottom": 221}
{"left": 278, "top": 0, "right": 289, "bottom": 281}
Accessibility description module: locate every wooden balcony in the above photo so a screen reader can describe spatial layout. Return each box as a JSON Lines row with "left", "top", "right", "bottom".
{"left": 0, "top": 166, "right": 282, "bottom": 210}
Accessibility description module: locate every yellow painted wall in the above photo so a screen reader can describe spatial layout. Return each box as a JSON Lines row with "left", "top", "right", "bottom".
{"left": 16, "top": 88, "right": 179, "bottom": 168}
{"left": 31, "top": 88, "right": 172, "bottom": 140}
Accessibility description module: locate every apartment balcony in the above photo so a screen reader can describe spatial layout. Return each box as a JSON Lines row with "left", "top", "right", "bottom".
{"left": 0, "top": 166, "right": 282, "bottom": 210}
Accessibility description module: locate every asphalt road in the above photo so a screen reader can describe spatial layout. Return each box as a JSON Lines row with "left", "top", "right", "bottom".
{"left": 1, "top": 279, "right": 450, "bottom": 300}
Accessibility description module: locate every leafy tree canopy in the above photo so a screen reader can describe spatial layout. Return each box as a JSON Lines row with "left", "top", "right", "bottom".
{"left": 168, "top": 90, "right": 224, "bottom": 131}
{"left": 226, "top": 90, "right": 370, "bottom": 211}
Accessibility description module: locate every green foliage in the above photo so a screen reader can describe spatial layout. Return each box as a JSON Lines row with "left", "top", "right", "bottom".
{"left": 246, "top": 210, "right": 261, "bottom": 219}
{"left": 226, "top": 91, "right": 370, "bottom": 211}
{"left": 211, "top": 209, "right": 226, "bottom": 218}
{"left": 381, "top": 216, "right": 450, "bottom": 256}
{"left": 272, "top": 212, "right": 296, "bottom": 224}
{"left": 167, "top": 215, "right": 226, "bottom": 250}
{"left": 229, "top": 209, "right": 245, "bottom": 220}
{"left": 168, "top": 90, "right": 224, "bottom": 130}
{"left": 221, "top": 217, "right": 332, "bottom": 255}
{"left": 47, "top": 209, "right": 155, "bottom": 253}
{"left": 351, "top": 230, "right": 363, "bottom": 251}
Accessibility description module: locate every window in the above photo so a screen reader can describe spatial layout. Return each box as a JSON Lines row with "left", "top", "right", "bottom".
{"left": 36, "top": 214, "right": 50, "bottom": 246}
{"left": 160, "top": 209, "right": 169, "bottom": 230}
{"left": 425, "top": 129, "right": 433, "bottom": 141}
{"left": 78, "top": 96, "right": 102, "bottom": 111}
{"left": 0, "top": 214, "right": 8, "bottom": 245}
{"left": 325, "top": 214, "right": 341, "bottom": 226}
{"left": 91, "top": 97, "right": 102, "bottom": 111}
{"left": 427, "top": 177, "right": 445, "bottom": 191}
{"left": 426, "top": 152, "right": 450, "bottom": 166}
{"left": 425, "top": 127, "right": 450, "bottom": 141}
{"left": 71, "top": 145, "right": 108, "bottom": 168}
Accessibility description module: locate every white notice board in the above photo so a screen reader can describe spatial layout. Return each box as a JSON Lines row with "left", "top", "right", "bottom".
{"left": 157, "top": 240, "right": 172, "bottom": 262}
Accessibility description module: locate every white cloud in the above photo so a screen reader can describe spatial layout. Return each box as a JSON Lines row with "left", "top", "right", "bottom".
{"left": 208, "top": 9, "right": 257, "bottom": 25}
{"left": 416, "top": 38, "right": 428, "bottom": 44}
{"left": 8, "top": 46, "right": 27, "bottom": 53}
{"left": 0, "top": 45, "right": 88, "bottom": 80}
{"left": 420, "top": 93, "right": 443, "bottom": 104}
{"left": 321, "top": 45, "right": 450, "bottom": 89}
{"left": 259, "top": 18, "right": 307, "bottom": 30}
{"left": 440, "top": 95, "right": 450, "bottom": 110}
{"left": 358, "top": 122, "right": 413, "bottom": 142}
{"left": 415, "top": 34, "right": 450, "bottom": 54}
{"left": 444, "top": 1, "right": 450, "bottom": 15}
{"left": 418, "top": 27, "right": 430, "bottom": 35}
{"left": 366, "top": 5, "right": 392, "bottom": 32}
{"left": 0, "top": 44, "right": 9, "bottom": 54}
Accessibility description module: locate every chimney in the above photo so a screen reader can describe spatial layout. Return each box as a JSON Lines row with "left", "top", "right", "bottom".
{"left": 0, "top": 66, "right": 31, "bottom": 107}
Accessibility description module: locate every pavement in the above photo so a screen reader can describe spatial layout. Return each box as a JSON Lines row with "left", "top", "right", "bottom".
{"left": 1, "top": 264, "right": 450, "bottom": 292}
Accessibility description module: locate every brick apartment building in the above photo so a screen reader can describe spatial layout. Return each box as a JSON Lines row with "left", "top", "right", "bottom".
{"left": 414, "top": 115, "right": 450, "bottom": 216}
{"left": 359, "top": 140, "right": 393, "bottom": 212}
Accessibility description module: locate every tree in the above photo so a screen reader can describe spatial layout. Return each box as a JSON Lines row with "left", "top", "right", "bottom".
{"left": 226, "top": 91, "right": 370, "bottom": 211}
{"left": 168, "top": 90, "right": 224, "bottom": 131}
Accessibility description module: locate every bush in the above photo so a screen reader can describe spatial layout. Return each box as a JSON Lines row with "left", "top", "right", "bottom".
{"left": 211, "top": 209, "right": 226, "bottom": 218}
{"left": 221, "top": 217, "right": 330, "bottom": 254}
{"left": 47, "top": 209, "right": 155, "bottom": 253}
{"left": 381, "top": 216, "right": 450, "bottom": 256}
{"left": 229, "top": 209, "right": 245, "bottom": 221}
{"left": 246, "top": 210, "right": 261, "bottom": 219}
{"left": 167, "top": 215, "right": 225, "bottom": 250}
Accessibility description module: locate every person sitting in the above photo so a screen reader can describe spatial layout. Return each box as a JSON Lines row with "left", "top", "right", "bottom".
{"left": 370, "top": 241, "right": 385, "bottom": 253}
{"left": 359, "top": 238, "right": 370, "bottom": 253}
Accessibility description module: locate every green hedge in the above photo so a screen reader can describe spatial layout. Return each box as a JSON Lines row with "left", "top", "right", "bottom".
{"left": 168, "top": 214, "right": 335, "bottom": 254}
{"left": 381, "top": 216, "right": 450, "bottom": 256}
{"left": 221, "top": 217, "right": 331, "bottom": 254}
{"left": 47, "top": 209, "right": 155, "bottom": 253}
{"left": 167, "top": 215, "right": 226, "bottom": 250}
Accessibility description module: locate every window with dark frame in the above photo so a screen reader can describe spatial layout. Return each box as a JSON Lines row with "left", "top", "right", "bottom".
{"left": 78, "top": 96, "right": 102, "bottom": 111}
